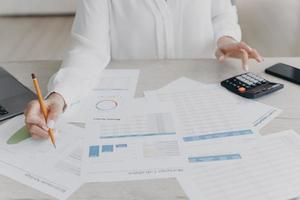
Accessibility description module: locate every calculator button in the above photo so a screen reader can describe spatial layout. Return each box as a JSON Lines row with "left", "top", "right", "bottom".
{"left": 237, "top": 78, "right": 248, "bottom": 84}
{"left": 238, "top": 87, "right": 247, "bottom": 93}
{"left": 245, "top": 81, "right": 253, "bottom": 85}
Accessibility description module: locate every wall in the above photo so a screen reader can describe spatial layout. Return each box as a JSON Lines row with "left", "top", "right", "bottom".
{"left": 237, "top": 0, "right": 300, "bottom": 57}
{"left": 0, "top": 0, "right": 75, "bottom": 15}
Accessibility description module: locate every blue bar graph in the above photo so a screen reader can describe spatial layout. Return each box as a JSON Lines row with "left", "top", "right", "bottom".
{"left": 102, "top": 145, "right": 114, "bottom": 152}
{"left": 183, "top": 130, "right": 253, "bottom": 142}
{"left": 100, "top": 132, "right": 176, "bottom": 139}
{"left": 116, "top": 144, "right": 128, "bottom": 148}
{"left": 89, "top": 145, "right": 100, "bottom": 157}
{"left": 188, "top": 154, "right": 242, "bottom": 163}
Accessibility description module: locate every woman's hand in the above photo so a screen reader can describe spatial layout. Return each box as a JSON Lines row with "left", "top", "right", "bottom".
{"left": 24, "top": 92, "right": 65, "bottom": 139}
{"left": 215, "top": 36, "right": 263, "bottom": 71}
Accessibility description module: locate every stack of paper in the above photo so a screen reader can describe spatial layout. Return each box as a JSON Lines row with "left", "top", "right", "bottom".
{"left": 178, "top": 130, "right": 300, "bottom": 200}
{"left": 0, "top": 69, "right": 140, "bottom": 200}
{"left": 0, "top": 72, "right": 298, "bottom": 200}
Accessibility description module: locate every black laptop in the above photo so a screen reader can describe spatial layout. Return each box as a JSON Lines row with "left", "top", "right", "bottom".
{"left": 0, "top": 67, "right": 36, "bottom": 122}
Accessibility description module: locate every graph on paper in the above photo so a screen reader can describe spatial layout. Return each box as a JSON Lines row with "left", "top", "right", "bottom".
{"left": 148, "top": 88, "right": 250, "bottom": 135}
{"left": 95, "top": 99, "right": 119, "bottom": 111}
{"left": 94, "top": 112, "right": 176, "bottom": 139}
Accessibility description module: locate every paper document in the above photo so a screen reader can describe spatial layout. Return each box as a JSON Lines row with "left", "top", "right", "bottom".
{"left": 178, "top": 130, "right": 300, "bottom": 200}
{"left": 145, "top": 78, "right": 280, "bottom": 135}
{"left": 0, "top": 116, "right": 84, "bottom": 200}
{"left": 146, "top": 87, "right": 250, "bottom": 135}
{"left": 93, "top": 69, "right": 139, "bottom": 96}
{"left": 82, "top": 99, "right": 184, "bottom": 182}
{"left": 67, "top": 69, "right": 140, "bottom": 122}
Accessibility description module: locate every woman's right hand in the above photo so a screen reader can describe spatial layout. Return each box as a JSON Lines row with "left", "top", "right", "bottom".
{"left": 24, "top": 92, "right": 65, "bottom": 139}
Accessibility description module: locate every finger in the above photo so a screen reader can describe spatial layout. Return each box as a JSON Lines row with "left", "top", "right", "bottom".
{"left": 215, "top": 49, "right": 226, "bottom": 61}
{"left": 32, "top": 134, "right": 42, "bottom": 140}
{"left": 25, "top": 114, "right": 48, "bottom": 131}
{"left": 25, "top": 101, "right": 48, "bottom": 130}
{"left": 240, "top": 49, "right": 249, "bottom": 71}
{"left": 249, "top": 49, "right": 263, "bottom": 62}
{"left": 28, "top": 125, "right": 49, "bottom": 139}
{"left": 224, "top": 50, "right": 243, "bottom": 59}
{"left": 46, "top": 103, "right": 63, "bottom": 129}
{"left": 222, "top": 42, "right": 253, "bottom": 57}
{"left": 238, "top": 42, "right": 253, "bottom": 53}
{"left": 238, "top": 43, "right": 264, "bottom": 63}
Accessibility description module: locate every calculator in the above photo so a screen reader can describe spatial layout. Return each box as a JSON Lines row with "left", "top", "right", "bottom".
{"left": 221, "top": 72, "right": 284, "bottom": 99}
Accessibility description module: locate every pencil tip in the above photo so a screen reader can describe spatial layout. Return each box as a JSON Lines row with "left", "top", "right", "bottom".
{"left": 31, "top": 73, "right": 36, "bottom": 79}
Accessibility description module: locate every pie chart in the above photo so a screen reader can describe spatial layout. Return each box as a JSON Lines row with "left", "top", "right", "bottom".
{"left": 7, "top": 126, "right": 31, "bottom": 145}
{"left": 96, "top": 100, "right": 118, "bottom": 111}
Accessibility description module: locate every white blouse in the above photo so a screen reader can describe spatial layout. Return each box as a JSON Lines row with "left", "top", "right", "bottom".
{"left": 48, "top": 0, "right": 241, "bottom": 106}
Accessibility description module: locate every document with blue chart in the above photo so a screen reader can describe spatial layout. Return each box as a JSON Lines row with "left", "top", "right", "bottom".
{"left": 177, "top": 130, "right": 300, "bottom": 200}
{"left": 82, "top": 99, "right": 184, "bottom": 182}
{"left": 145, "top": 78, "right": 281, "bottom": 137}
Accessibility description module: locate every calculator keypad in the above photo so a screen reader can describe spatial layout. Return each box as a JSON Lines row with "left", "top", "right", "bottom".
{"left": 229, "top": 73, "right": 268, "bottom": 91}
{"left": 221, "top": 72, "right": 284, "bottom": 99}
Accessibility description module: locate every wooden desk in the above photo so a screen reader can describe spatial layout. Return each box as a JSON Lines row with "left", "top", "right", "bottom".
{"left": 0, "top": 58, "right": 299, "bottom": 199}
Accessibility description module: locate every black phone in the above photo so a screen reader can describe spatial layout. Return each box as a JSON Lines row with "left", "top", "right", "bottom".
{"left": 265, "top": 63, "right": 300, "bottom": 85}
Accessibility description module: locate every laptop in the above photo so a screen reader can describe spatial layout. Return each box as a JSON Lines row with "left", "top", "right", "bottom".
{"left": 0, "top": 66, "right": 36, "bottom": 122}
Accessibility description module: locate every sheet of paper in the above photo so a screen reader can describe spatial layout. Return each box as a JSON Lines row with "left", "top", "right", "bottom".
{"left": 178, "top": 130, "right": 300, "bottom": 200}
{"left": 82, "top": 99, "right": 184, "bottom": 182}
{"left": 145, "top": 78, "right": 281, "bottom": 135}
{"left": 0, "top": 116, "right": 84, "bottom": 200}
{"left": 66, "top": 69, "right": 140, "bottom": 122}
{"left": 156, "top": 77, "right": 209, "bottom": 92}
{"left": 145, "top": 86, "right": 251, "bottom": 135}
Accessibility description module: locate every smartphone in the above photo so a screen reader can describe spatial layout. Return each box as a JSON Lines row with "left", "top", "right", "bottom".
{"left": 265, "top": 63, "right": 300, "bottom": 85}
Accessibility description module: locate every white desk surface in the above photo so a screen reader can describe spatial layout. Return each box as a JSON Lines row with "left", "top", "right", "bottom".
{"left": 0, "top": 58, "right": 299, "bottom": 200}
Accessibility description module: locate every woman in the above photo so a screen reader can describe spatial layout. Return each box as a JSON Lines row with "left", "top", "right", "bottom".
{"left": 25, "top": 0, "right": 263, "bottom": 139}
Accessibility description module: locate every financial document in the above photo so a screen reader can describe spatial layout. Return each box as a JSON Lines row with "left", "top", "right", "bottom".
{"left": 82, "top": 99, "right": 184, "bottom": 182}
{"left": 67, "top": 69, "right": 140, "bottom": 122}
{"left": 0, "top": 116, "right": 84, "bottom": 200}
{"left": 0, "top": 74, "right": 286, "bottom": 199}
{"left": 145, "top": 78, "right": 280, "bottom": 135}
{"left": 178, "top": 130, "right": 300, "bottom": 200}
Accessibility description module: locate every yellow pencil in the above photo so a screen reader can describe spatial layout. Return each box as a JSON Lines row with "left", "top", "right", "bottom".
{"left": 31, "top": 73, "right": 56, "bottom": 148}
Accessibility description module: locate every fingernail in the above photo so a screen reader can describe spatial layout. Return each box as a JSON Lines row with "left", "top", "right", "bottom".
{"left": 219, "top": 55, "right": 225, "bottom": 61}
{"left": 47, "top": 120, "right": 56, "bottom": 129}
{"left": 245, "top": 65, "right": 249, "bottom": 71}
{"left": 42, "top": 125, "right": 49, "bottom": 131}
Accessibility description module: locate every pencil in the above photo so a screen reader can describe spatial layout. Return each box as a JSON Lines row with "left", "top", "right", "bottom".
{"left": 31, "top": 73, "right": 56, "bottom": 148}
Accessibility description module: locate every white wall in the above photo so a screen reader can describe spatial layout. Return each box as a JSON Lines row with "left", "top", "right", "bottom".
{"left": 0, "top": 0, "right": 75, "bottom": 15}
{"left": 237, "top": 0, "right": 300, "bottom": 56}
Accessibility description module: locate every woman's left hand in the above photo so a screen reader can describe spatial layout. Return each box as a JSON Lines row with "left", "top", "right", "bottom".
{"left": 215, "top": 36, "right": 263, "bottom": 71}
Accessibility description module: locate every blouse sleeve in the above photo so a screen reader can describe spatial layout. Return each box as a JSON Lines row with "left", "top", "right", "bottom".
{"left": 211, "top": 0, "right": 242, "bottom": 43}
{"left": 47, "top": 0, "right": 111, "bottom": 106}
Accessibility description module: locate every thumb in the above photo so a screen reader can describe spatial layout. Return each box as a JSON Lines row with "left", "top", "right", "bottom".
{"left": 215, "top": 48, "right": 226, "bottom": 61}
{"left": 46, "top": 103, "right": 63, "bottom": 129}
